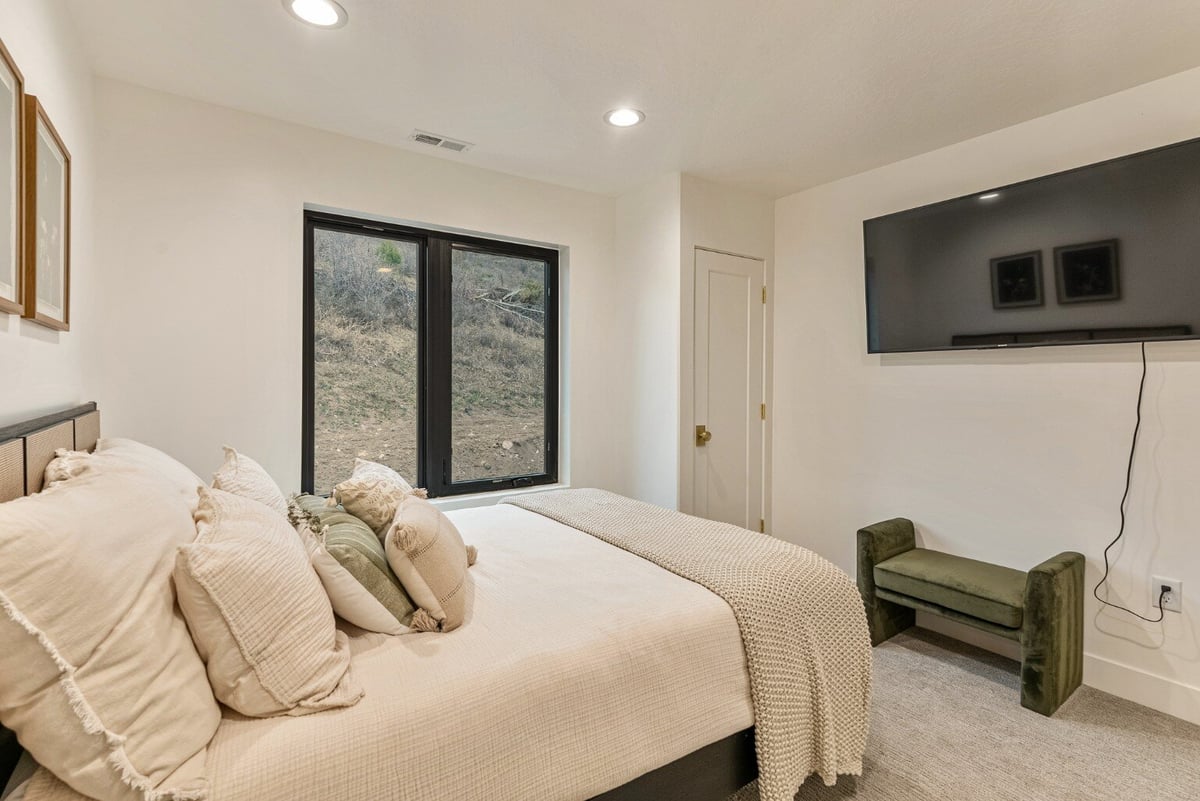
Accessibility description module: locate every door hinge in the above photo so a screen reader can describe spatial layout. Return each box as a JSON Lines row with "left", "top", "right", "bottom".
{"left": 761, "top": 286, "right": 767, "bottom": 304}
{"left": 758, "top": 518, "right": 765, "bottom": 533}
{"left": 760, "top": 403, "right": 766, "bottom": 420}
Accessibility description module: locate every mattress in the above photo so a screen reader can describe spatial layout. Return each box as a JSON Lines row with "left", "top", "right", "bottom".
{"left": 28, "top": 504, "right": 753, "bottom": 801}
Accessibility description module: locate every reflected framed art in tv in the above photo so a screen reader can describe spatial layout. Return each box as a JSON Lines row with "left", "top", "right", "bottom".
{"left": 1054, "top": 239, "right": 1119, "bottom": 305}
{"left": 989, "top": 250, "right": 1043, "bottom": 309}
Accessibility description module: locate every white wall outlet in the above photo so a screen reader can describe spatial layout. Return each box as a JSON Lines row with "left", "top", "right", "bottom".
{"left": 1153, "top": 577, "right": 1183, "bottom": 614}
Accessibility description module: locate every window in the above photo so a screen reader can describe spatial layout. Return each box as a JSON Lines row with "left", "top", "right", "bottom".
{"left": 303, "top": 211, "right": 559, "bottom": 497}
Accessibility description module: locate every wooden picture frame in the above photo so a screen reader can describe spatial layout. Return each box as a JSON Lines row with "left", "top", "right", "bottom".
{"left": 0, "top": 37, "right": 24, "bottom": 316}
{"left": 1054, "top": 239, "right": 1120, "bottom": 304}
{"left": 21, "top": 95, "right": 70, "bottom": 331}
{"left": 989, "top": 250, "right": 1043, "bottom": 309}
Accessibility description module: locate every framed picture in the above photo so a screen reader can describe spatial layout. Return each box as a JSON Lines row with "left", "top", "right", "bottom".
{"left": 0, "top": 38, "right": 24, "bottom": 316}
{"left": 21, "top": 95, "right": 70, "bottom": 331}
{"left": 990, "top": 251, "right": 1043, "bottom": 309}
{"left": 1054, "top": 239, "right": 1119, "bottom": 304}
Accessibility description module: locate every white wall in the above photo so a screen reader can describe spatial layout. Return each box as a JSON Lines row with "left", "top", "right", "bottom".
{"left": 613, "top": 173, "right": 775, "bottom": 513}
{"left": 614, "top": 173, "right": 682, "bottom": 508}
{"left": 0, "top": 0, "right": 94, "bottom": 424}
{"left": 91, "top": 78, "right": 629, "bottom": 496}
{"left": 774, "top": 66, "right": 1200, "bottom": 723}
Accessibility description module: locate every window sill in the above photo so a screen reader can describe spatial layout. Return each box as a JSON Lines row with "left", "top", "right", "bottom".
{"left": 430, "top": 482, "right": 570, "bottom": 512}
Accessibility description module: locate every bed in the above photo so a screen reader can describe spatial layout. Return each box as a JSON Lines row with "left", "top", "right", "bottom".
{"left": 0, "top": 404, "right": 869, "bottom": 801}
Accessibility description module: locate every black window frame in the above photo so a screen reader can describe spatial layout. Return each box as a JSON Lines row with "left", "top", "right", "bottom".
{"left": 302, "top": 210, "right": 560, "bottom": 498}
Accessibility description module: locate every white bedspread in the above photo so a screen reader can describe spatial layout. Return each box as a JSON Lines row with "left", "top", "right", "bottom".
{"left": 28, "top": 504, "right": 753, "bottom": 801}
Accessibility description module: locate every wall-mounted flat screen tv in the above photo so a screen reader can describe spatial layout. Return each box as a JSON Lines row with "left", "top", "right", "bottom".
{"left": 863, "top": 137, "right": 1200, "bottom": 353}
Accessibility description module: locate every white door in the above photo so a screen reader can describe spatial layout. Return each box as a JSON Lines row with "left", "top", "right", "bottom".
{"left": 693, "top": 249, "right": 765, "bottom": 529}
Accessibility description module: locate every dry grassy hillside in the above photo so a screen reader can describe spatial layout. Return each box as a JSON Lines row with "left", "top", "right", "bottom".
{"left": 313, "top": 230, "right": 546, "bottom": 492}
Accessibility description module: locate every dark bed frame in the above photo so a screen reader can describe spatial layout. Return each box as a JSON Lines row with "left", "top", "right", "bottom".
{"left": 0, "top": 404, "right": 758, "bottom": 800}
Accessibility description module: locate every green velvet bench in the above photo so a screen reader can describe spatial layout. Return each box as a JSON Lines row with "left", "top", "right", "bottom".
{"left": 857, "top": 518, "right": 1085, "bottom": 716}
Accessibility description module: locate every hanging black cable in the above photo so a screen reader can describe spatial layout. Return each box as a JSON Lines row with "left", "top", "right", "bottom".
{"left": 1092, "top": 342, "right": 1166, "bottom": 623}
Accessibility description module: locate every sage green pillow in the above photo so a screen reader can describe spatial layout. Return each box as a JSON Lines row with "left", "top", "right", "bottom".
{"left": 295, "top": 494, "right": 417, "bottom": 629}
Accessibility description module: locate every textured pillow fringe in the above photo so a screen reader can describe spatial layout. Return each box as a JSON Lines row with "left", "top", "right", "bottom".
{"left": 286, "top": 496, "right": 327, "bottom": 544}
{"left": 211, "top": 445, "right": 237, "bottom": 485}
{"left": 409, "top": 608, "right": 443, "bottom": 632}
{"left": 0, "top": 589, "right": 208, "bottom": 801}
{"left": 465, "top": 545, "right": 478, "bottom": 567}
{"left": 391, "top": 522, "right": 422, "bottom": 553}
{"left": 44, "top": 447, "right": 91, "bottom": 487}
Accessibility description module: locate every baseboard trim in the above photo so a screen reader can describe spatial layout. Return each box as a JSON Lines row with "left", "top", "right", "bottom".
{"left": 915, "top": 613, "right": 1200, "bottom": 725}
{"left": 1082, "top": 653, "right": 1200, "bottom": 726}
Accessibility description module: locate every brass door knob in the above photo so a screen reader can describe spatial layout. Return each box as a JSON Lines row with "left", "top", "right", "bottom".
{"left": 695, "top": 425, "right": 713, "bottom": 446}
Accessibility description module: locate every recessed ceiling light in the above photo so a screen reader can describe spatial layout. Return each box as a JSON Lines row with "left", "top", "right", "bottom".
{"left": 605, "top": 108, "right": 645, "bottom": 128}
{"left": 283, "top": 0, "right": 348, "bottom": 28}
{"left": 978, "top": 192, "right": 1001, "bottom": 201}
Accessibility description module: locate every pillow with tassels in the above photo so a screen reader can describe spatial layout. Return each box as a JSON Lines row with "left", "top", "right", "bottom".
{"left": 383, "top": 495, "right": 477, "bottom": 633}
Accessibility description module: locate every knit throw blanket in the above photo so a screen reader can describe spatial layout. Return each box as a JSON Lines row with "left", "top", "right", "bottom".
{"left": 506, "top": 489, "right": 872, "bottom": 801}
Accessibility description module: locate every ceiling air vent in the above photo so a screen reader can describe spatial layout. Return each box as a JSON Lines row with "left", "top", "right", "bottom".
{"left": 409, "top": 130, "right": 474, "bottom": 153}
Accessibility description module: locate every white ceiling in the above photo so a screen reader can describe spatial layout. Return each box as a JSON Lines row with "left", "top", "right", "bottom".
{"left": 67, "top": 0, "right": 1200, "bottom": 198}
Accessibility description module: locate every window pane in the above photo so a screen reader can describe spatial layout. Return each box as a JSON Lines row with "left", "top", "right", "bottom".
{"left": 451, "top": 247, "right": 547, "bottom": 483}
{"left": 313, "top": 229, "right": 419, "bottom": 493}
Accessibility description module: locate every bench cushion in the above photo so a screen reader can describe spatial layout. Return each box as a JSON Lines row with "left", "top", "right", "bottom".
{"left": 874, "top": 548, "right": 1027, "bottom": 629}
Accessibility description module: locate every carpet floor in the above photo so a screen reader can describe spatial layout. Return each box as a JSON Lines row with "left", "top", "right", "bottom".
{"left": 728, "top": 628, "right": 1200, "bottom": 801}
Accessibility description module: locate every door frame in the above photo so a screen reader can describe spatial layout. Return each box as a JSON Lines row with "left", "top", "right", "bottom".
{"left": 680, "top": 245, "right": 774, "bottom": 532}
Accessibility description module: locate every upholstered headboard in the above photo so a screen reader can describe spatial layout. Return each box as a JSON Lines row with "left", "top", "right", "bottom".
{"left": 0, "top": 403, "right": 100, "bottom": 791}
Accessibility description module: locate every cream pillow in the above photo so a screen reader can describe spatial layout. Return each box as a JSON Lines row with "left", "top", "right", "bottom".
{"left": 45, "top": 438, "right": 205, "bottom": 508}
{"left": 384, "top": 495, "right": 476, "bottom": 632}
{"left": 330, "top": 458, "right": 423, "bottom": 536}
{"left": 0, "top": 454, "right": 220, "bottom": 801}
{"left": 175, "top": 488, "right": 362, "bottom": 717}
{"left": 211, "top": 446, "right": 287, "bottom": 516}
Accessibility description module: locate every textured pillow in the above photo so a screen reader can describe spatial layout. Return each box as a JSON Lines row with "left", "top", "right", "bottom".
{"left": 175, "top": 488, "right": 362, "bottom": 717}
{"left": 42, "top": 449, "right": 90, "bottom": 486}
{"left": 291, "top": 495, "right": 416, "bottom": 635}
{"left": 0, "top": 454, "right": 220, "bottom": 801}
{"left": 330, "top": 459, "right": 423, "bottom": 536}
{"left": 211, "top": 446, "right": 287, "bottom": 516}
{"left": 384, "top": 495, "right": 476, "bottom": 632}
{"left": 45, "top": 438, "right": 204, "bottom": 507}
